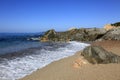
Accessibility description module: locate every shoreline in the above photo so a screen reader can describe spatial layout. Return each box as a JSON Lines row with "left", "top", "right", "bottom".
{"left": 20, "top": 51, "right": 84, "bottom": 80}
{"left": 0, "top": 41, "right": 89, "bottom": 80}
{"left": 21, "top": 40, "right": 120, "bottom": 80}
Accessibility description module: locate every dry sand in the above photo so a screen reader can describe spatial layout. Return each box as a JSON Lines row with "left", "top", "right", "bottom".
{"left": 21, "top": 40, "right": 120, "bottom": 80}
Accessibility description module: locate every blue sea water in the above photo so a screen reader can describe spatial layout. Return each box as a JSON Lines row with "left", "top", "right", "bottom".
{"left": 0, "top": 33, "right": 89, "bottom": 80}
{"left": 0, "top": 33, "right": 43, "bottom": 55}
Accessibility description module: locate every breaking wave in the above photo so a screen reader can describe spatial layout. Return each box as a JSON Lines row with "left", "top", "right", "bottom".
{"left": 0, "top": 41, "right": 89, "bottom": 80}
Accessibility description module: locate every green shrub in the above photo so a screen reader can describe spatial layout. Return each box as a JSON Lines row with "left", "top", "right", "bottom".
{"left": 111, "top": 22, "right": 120, "bottom": 27}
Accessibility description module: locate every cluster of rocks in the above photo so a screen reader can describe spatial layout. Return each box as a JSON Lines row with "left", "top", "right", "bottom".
{"left": 40, "top": 28, "right": 106, "bottom": 42}
{"left": 39, "top": 22, "right": 120, "bottom": 42}
{"left": 81, "top": 46, "right": 120, "bottom": 64}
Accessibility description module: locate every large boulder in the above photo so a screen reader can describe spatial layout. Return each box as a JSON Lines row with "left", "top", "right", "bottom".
{"left": 81, "top": 46, "right": 120, "bottom": 64}
{"left": 83, "top": 28, "right": 106, "bottom": 41}
{"left": 99, "top": 22, "right": 120, "bottom": 40}
{"left": 100, "top": 27, "right": 120, "bottom": 40}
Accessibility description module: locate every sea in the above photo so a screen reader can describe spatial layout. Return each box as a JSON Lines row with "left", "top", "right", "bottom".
{"left": 0, "top": 33, "right": 89, "bottom": 80}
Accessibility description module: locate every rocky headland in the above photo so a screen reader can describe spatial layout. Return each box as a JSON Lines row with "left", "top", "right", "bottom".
{"left": 40, "top": 28, "right": 106, "bottom": 42}
{"left": 40, "top": 22, "right": 120, "bottom": 42}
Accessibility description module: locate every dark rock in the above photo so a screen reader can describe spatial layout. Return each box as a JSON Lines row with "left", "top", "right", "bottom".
{"left": 81, "top": 46, "right": 120, "bottom": 64}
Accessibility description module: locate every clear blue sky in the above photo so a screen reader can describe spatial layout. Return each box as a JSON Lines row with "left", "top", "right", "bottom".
{"left": 0, "top": 0, "right": 120, "bottom": 32}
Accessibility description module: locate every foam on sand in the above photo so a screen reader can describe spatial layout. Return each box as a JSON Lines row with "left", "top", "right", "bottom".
{"left": 0, "top": 41, "right": 89, "bottom": 80}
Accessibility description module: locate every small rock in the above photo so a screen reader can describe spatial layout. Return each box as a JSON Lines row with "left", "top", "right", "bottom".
{"left": 73, "top": 57, "right": 88, "bottom": 68}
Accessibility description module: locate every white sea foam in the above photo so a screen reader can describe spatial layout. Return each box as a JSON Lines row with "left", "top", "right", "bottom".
{"left": 0, "top": 41, "right": 89, "bottom": 80}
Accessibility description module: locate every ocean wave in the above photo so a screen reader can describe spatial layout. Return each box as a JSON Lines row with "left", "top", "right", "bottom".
{"left": 0, "top": 41, "right": 89, "bottom": 80}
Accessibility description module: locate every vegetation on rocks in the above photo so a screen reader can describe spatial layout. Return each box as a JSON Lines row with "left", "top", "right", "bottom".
{"left": 111, "top": 22, "right": 120, "bottom": 27}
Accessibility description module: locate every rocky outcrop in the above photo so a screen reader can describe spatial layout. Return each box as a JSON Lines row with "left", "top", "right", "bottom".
{"left": 104, "top": 24, "right": 115, "bottom": 31}
{"left": 104, "top": 22, "right": 120, "bottom": 31}
{"left": 33, "top": 21, "right": 120, "bottom": 42}
{"left": 40, "top": 28, "right": 106, "bottom": 42}
{"left": 40, "top": 29, "right": 59, "bottom": 42}
{"left": 100, "top": 27, "right": 120, "bottom": 40}
{"left": 39, "top": 22, "right": 120, "bottom": 42}
{"left": 98, "top": 22, "right": 120, "bottom": 41}
{"left": 81, "top": 46, "right": 120, "bottom": 64}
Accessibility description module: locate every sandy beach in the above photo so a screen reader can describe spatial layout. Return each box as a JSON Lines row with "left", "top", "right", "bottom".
{"left": 21, "top": 40, "right": 120, "bottom": 80}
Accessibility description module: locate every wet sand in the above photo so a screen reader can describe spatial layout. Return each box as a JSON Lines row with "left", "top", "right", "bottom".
{"left": 21, "top": 40, "right": 120, "bottom": 80}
